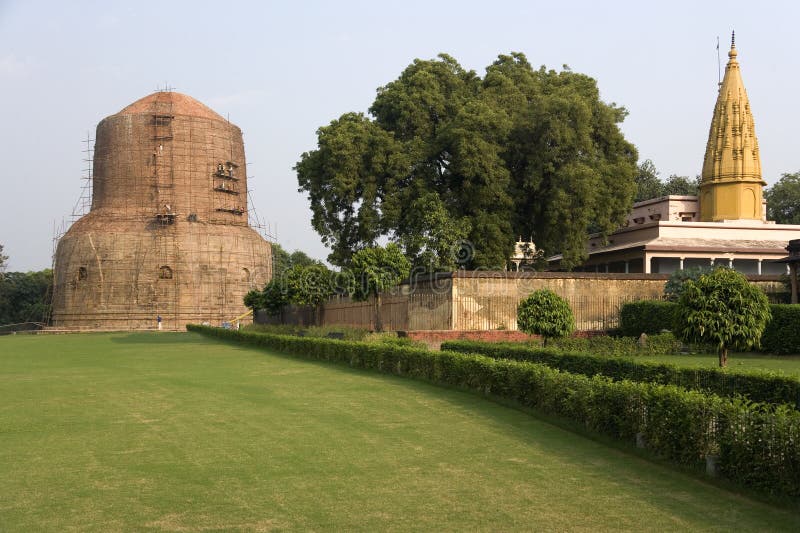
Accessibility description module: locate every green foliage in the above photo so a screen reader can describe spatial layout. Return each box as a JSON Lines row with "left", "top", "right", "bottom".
{"left": 271, "top": 243, "right": 324, "bottom": 276}
{"left": 662, "top": 174, "right": 700, "bottom": 196}
{"left": 243, "top": 289, "right": 263, "bottom": 311}
{"left": 618, "top": 300, "right": 678, "bottom": 336}
{"left": 0, "top": 269, "right": 52, "bottom": 327}
{"left": 0, "top": 244, "right": 7, "bottom": 273}
{"left": 760, "top": 305, "right": 800, "bottom": 355}
{"left": 675, "top": 268, "right": 771, "bottom": 366}
{"left": 765, "top": 171, "right": 800, "bottom": 224}
{"left": 395, "top": 193, "right": 472, "bottom": 271}
{"left": 517, "top": 290, "right": 574, "bottom": 344}
{"left": 349, "top": 244, "right": 411, "bottom": 301}
{"left": 633, "top": 159, "right": 699, "bottom": 202}
{"left": 297, "top": 53, "right": 638, "bottom": 269}
{"left": 621, "top": 301, "right": 800, "bottom": 356}
{"left": 440, "top": 339, "right": 800, "bottom": 408}
{"left": 547, "top": 332, "right": 683, "bottom": 356}
{"left": 190, "top": 325, "right": 800, "bottom": 498}
{"left": 633, "top": 159, "right": 663, "bottom": 202}
{"left": 285, "top": 264, "right": 335, "bottom": 307}
{"left": 664, "top": 266, "right": 713, "bottom": 302}
{"left": 246, "top": 323, "right": 370, "bottom": 341}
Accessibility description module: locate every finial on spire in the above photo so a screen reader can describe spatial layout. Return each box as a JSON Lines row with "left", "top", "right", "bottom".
{"left": 731, "top": 30, "right": 736, "bottom": 50}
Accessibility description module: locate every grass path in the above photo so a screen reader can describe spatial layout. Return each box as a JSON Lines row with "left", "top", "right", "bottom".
{"left": 1, "top": 332, "right": 798, "bottom": 531}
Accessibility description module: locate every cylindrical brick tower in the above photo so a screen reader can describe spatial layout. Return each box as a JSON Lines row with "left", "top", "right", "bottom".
{"left": 51, "top": 91, "right": 272, "bottom": 330}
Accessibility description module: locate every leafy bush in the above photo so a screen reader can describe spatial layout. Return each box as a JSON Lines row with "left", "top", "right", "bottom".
{"left": 517, "top": 289, "right": 574, "bottom": 345}
{"left": 760, "top": 305, "right": 800, "bottom": 355}
{"left": 440, "top": 339, "right": 800, "bottom": 408}
{"left": 618, "top": 300, "right": 677, "bottom": 336}
{"left": 675, "top": 268, "right": 771, "bottom": 367}
{"left": 189, "top": 325, "right": 800, "bottom": 498}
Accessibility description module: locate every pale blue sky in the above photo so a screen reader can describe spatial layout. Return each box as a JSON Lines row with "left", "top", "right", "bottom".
{"left": 2, "top": 0, "right": 798, "bottom": 271}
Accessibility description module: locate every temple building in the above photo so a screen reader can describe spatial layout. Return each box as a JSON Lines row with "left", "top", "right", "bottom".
{"left": 551, "top": 34, "right": 800, "bottom": 274}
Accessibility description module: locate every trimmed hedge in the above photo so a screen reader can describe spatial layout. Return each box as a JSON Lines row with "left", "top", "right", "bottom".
{"left": 547, "top": 333, "right": 682, "bottom": 356}
{"left": 618, "top": 300, "right": 677, "bottom": 336}
{"left": 440, "top": 340, "right": 800, "bottom": 409}
{"left": 188, "top": 325, "right": 800, "bottom": 498}
{"left": 620, "top": 301, "right": 800, "bottom": 356}
{"left": 760, "top": 305, "right": 800, "bottom": 355}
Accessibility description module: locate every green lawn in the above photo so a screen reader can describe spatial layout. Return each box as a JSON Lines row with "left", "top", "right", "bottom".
{"left": 1, "top": 333, "right": 798, "bottom": 531}
{"left": 631, "top": 352, "right": 800, "bottom": 376}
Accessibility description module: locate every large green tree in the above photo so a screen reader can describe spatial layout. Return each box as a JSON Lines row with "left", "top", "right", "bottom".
{"left": 765, "top": 171, "right": 800, "bottom": 224}
{"left": 297, "top": 53, "right": 638, "bottom": 270}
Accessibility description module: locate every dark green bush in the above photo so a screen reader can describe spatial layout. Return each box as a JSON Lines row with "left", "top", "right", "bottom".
{"left": 188, "top": 324, "right": 800, "bottom": 498}
{"left": 440, "top": 340, "right": 800, "bottom": 409}
{"left": 760, "top": 305, "right": 800, "bottom": 355}
{"left": 618, "top": 300, "right": 677, "bottom": 336}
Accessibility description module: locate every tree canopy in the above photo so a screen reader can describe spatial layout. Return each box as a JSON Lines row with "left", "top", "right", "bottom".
{"left": 765, "top": 171, "right": 800, "bottom": 224}
{"left": 633, "top": 159, "right": 699, "bottom": 202}
{"left": 297, "top": 53, "right": 638, "bottom": 270}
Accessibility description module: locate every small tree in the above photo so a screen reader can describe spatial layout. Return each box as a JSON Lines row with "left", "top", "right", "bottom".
{"left": 663, "top": 266, "right": 712, "bottom": 301}
{"left": 674, "top": 268, "right": 771, "bottom": 367}
{"left": 349, "top": 244, "right": 411, "bottom": 332}
{"left": 286, "top": 264, "right": 335, "bottom": 326}
{"left": 517, "top": 289, "right": 574, "bottom": 346}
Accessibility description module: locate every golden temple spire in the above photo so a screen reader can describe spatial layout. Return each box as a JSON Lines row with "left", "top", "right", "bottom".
{"left": 699, "top": 32, "right": 765, "bottom": 221}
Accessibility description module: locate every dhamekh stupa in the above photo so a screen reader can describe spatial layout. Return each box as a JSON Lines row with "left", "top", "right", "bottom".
{"left": 51, "top": 91, "right": 272, "bottom": 330}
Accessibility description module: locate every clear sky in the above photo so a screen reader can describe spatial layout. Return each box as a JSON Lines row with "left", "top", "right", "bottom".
{"left": 1, "top": 0, "right": 798, "bottom": 271}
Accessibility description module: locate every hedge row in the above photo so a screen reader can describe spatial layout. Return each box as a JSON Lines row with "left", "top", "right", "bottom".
{"left": 620, "top": 302, "right": 800, "bottom": 355}
{"left": 440, "top": 340, "right": 800, "bottom": 409}
{"left": 188, "top": 325, "right": 800, "bottom": 498}
{"left": 760, "top": 305, "right": 800, "bottom": 355}
{"left": 618, "top": 300, "right": 677, "bottom": 336}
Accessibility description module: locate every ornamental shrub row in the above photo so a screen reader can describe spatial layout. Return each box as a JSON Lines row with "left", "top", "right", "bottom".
{"left": 547, "top": 332, "right": 683, "bottom": 356}
{"left": 620, "top": 301, "right": 800, "bottom": 355}
{"left": 188, "top": 325, "right": 800, "bottom": 498}
{"left": 439, "top": 340, "right": 800, "bottom": 408}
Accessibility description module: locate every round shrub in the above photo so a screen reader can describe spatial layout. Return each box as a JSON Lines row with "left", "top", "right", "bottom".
{"left": 517, "top": 289, "right": 575, "bottom": 346}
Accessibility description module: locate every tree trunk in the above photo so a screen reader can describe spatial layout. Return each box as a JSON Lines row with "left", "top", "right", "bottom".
{"left": 542, "top": 336, "right": 548, "bottom": 348}
{"left": 718, "top": 347, "right": 728, "bottom": 368}
{"left": 374, "top": 292, "right": 383, "bottom": 332}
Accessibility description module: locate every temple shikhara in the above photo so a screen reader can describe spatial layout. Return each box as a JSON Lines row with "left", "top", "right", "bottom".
{"left": 51, "top": 92, "right": 272, "bottom": 330}
{"left": 552, "top": 34, "right": 800, "bottom": 274}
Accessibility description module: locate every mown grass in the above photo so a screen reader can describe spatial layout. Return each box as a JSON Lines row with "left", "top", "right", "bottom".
{"left": 1, "top": 332, "right": 798, "bottom": 531}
